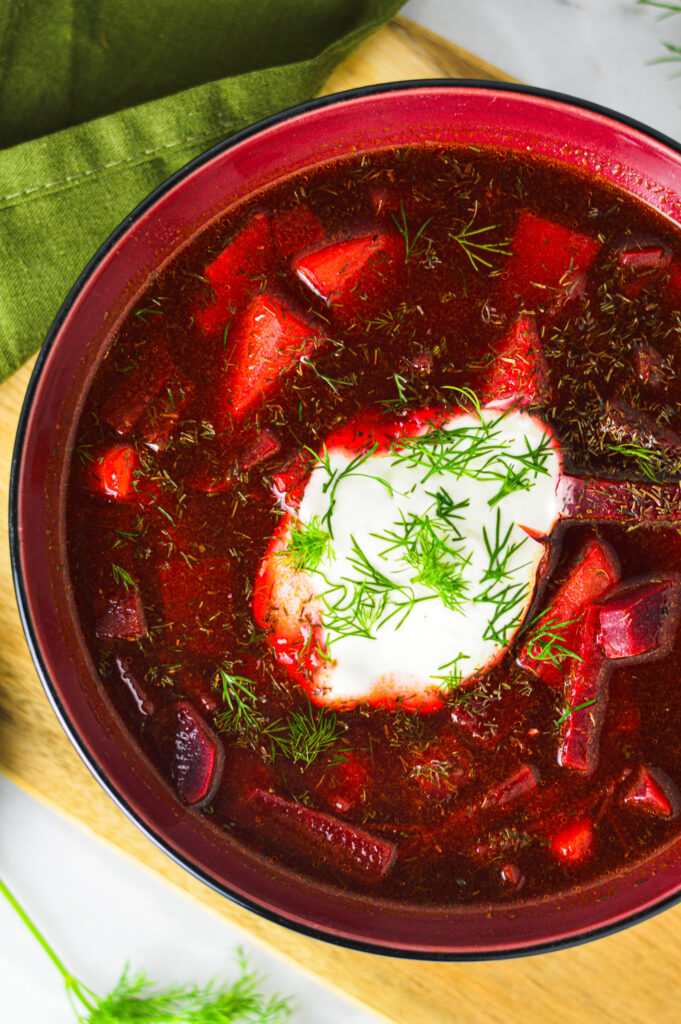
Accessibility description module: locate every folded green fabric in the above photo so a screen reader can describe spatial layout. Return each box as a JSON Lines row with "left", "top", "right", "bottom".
{"left": 0, "top": 0, "right": 404, "bottom": 381}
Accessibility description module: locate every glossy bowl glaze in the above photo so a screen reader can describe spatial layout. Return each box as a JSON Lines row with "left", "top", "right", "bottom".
{"left": 11, "top": 82, "right": 681, "bottom": 959}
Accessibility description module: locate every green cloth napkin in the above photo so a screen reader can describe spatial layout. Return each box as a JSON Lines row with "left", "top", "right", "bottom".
{"left": 0, "top": 0, "right": 404, "bottom": 381}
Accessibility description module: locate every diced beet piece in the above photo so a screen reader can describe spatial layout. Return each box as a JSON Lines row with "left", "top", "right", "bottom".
{"left": 158, "top": 558, "right": 232, "bottom": 657}
{"left": 549, "top": 813, "right": 594, "bottom": 865}
{"left": 100, "top": 344, "right": 174, "bottom": 435}
{"left": 87, "top": 444, "right": 139, "bottom": 500}
{"left": 196, "top": 213, "right": 273, "bottom": 335}
{"left": 598, "top": 577, "right": 681, "bottom": 660}
{"left": 621, "top": 765, "right": 679, "bottom": 818}
{"left": 482, "top": 763, "right": 539, "bottom": 809}
{"left": 113, "top": 654, "right": 156, "bottom": 716}
{"left": 293, "top": 232, "right": 402, "bottom": 325}
{"left": 272, "top": 204, "right": 324, "bottom": 257}
{"left": 558, "top": 605, "right": 612, "bottom": 775}
{"left": 242, "top": 787, "right": 396, "bottom": 884}
{"left": 618, "top": 245, "right": 669, "bottom": 272}
{"left": 616, "top": 246, "right": 669, "bottom": 299}
{"left": 136, "top": 372, "right": 195, "bottom": 451}
{"left": 518, "top": 538, "right": 620, "bottom": 687}
{"left": 156, "top": 700, "right": 223, "bottom": 805}
{"left": 239, "top": 428, "right": 281, "bottom": 472}
{"left": 498, "top": 211, "right": 600, "bottom": 314}
{"left": 95, "top": 586, "right": 146, "bottom": 639}
{"left": 634, "top": 344, "right": 668, "bottom": 387}
{"left": 220, "top": 294, "right": 324, "bottom": 420}
{"left": 479, "top": 315, "right": 550, "bottom": 407}
{"left": 310, "top": 753, "right": 372, "bottom": 815}
{"left": 500, "top": 862, "right": 525, "bottom": 890}
{"left": 559, "top": 473, "right": 681, "bottom": 524}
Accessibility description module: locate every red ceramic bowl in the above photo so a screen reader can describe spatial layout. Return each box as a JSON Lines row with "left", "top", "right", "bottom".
{"left": 11, "top": 81, "right": 681, "bottom": 959}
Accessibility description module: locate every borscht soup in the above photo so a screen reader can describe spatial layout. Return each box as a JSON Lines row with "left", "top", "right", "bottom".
{"left": 66, "top": 143, "right": 681, "bottom": 906}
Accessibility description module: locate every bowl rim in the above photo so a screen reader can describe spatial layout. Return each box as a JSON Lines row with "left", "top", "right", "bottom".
{"left": 11, "top": 77, "right": 681, "bottom": 961}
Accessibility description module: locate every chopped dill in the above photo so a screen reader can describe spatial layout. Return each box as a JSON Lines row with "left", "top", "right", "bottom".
{"left": 521, "top": 610, "right": 582, "bottom": 670}
{"left": 215, "top": 668, "right": 346, "bottom": 768}
{"left": 111, "top": 564, "right": 138, "bottom": 591}
{"left": 449, "top": 204, "right": 511, "bottom": 272}
{"left": 390, "top": 200, "right": 433, "bottom": 263}
{"left": 281, "top": 516, "right": 332, "bottom": 572}
{"left": 556, "top": 697, "right": 598, "bottom": 727}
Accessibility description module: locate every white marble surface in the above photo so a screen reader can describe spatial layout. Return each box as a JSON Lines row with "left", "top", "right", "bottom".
{"left": 4, "top": 2, "right": 681, "bottom": 1022}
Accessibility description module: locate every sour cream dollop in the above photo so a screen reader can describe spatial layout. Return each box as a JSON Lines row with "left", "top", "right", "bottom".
{"left": 255, "top": 407, "right": 562, "bottom": 709}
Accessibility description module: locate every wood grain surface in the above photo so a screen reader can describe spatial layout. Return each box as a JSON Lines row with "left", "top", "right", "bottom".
{"left": 2, "top": 17, "right": 681, "bottom": 1024}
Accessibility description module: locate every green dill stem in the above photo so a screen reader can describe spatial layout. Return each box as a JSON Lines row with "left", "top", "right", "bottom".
{"left": 555, "top": 697, "right": 598, "bottom": 726}
{"left": 0, "top": 875, "right": 96, "bottom": 1011}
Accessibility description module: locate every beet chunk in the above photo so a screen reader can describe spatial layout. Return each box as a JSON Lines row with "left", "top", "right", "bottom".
{"left": 87, "top": 444, "right": 139, "bottom": 500}
{"left": 621, "top": 765, "right": 680, "bottom": 819}
{"left": 557, "top": 605, "right": 612, "bottom": 775}
{"left": 100, "top": 343, "right": 174, "bottom": 435}
{"left": 558, "top": 474, "right": 681, "bottom": 525}
{"left": 598, "top": 578, "right": 681, "bottom": 660}
{"left": 549, "top": 814, "right": 594, "bottom": 865}
{"left": 242, "top": 788, "right": 396, "bottom": 884}
{"left": 479, "top": 315, "right": 550, "bottom": 408}
{"left": 95, "top": 586, "right": 146, "bottom": 639}
{"left": 482, "top": 763, "right": 540, "bottom": 810}
{"left": 156, "top": 701, "right": 224, "bottom": 805}
{"left": 518, "top": 537, "right": 620, "bottom": 688}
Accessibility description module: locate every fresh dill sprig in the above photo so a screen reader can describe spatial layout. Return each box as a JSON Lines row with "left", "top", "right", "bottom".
{"left": 0, "top": 874, "right": 290, "bottom": 1024}
{"left": 301, "top": 356, "right": 354, "bottom": 394}
{"left": 390, "top": 200, "right": 433, "bottom": 263}
{"left": 378, "top": 371, "right": 420, "bottom": 410}
{"left": 432, "top": 653, "right": 469, "bottom": 694}
{"left": 448, "top": 204, "right": 511, "bottom": 272}
{"left": 521, "top": 610, "right": 582, "bottom": 670}
{"left": 281, "top": 516, "right": 332, "bottom": 572}
{"left": 275, "top": 701, "right": 348, "bottom": 769}
{"left": 215, "top": 669, "right": 346, "bottom": 768}
{"left": 111, "top": 564, "right": 137, "bottom": 591}
{"left": 556, "top": 697, "right": 598, "bottom": 727}
{"left": 605, "top": 441, "right": 663, "bottom": 481}
{"left": 374, "top": 499, "right": 471, "bottom": 612}
{"left": 474, "top": 508, "right": 531, "bottom": 646}
{"left": 315, "top": 443, "right": 378, "bottom": 534}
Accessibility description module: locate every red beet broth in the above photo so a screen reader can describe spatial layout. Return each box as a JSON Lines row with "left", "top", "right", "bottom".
{"left": 66, "top": 143, "right": 681, "bottom": 905}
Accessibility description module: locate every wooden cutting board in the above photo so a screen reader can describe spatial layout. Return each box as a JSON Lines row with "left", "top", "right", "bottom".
{"left": 2, "top": 16, "right": 680, "bottom": 1024}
